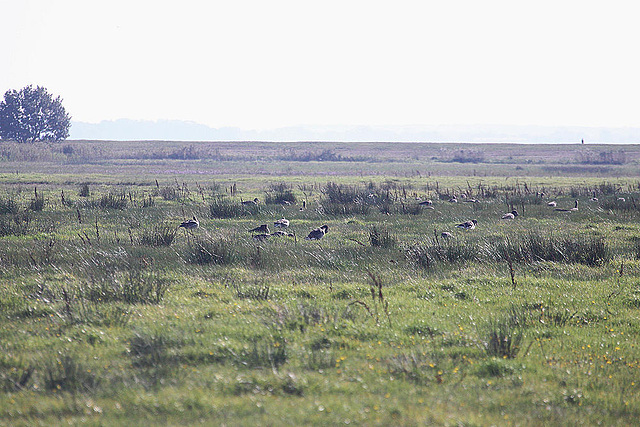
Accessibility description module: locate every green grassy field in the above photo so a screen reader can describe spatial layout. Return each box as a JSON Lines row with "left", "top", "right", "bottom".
{"left": 1, "top": 140, "right": 640, "bottom": 425}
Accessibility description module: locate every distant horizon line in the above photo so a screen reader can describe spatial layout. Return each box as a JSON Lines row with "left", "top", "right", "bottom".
{"left": 68, "top": 119, "right": 640, "bottom": 144}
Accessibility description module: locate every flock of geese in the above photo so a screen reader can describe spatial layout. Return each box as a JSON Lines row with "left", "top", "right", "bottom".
{"left": 178, "top": 197, "right": 588, "bottom": 243}
{"left": 179, "top": 214, "right": 329, "bottom": 242}
{"left": 247, "top": 218, "right": 329, "bottom": 242}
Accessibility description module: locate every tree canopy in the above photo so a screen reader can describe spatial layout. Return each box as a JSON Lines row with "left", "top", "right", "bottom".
{"left": 0, "top": 85, "right": 71, "bottom": 143}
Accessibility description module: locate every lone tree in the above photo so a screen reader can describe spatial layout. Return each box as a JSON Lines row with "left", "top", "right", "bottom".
{"left": 0, "top": 85, "right": 71, "bottom": 142}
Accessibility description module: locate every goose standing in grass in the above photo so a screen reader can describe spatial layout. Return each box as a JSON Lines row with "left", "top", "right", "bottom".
{"left": 305, "top": 224, "right": 329, "bottom": 240}
{"left": 547, "top": 201, "right": 557, "bottom": 207}
{"left": 178, "top": 216, "right": 199, "bottom": 230}
{"left": 274, "top": 218, "right": 290, "bottom": 228}
{"left": 555, "top": 200, "right": 578, "bottom": 212}
{"left": 249, "top": 224, "right": 270, "bottom": 234}
{"left": 501, "top": 210, "right": 519, "bottom": 220}
{"left": 242, "top": 198, "right": 260, "bottom": 205}
{"left": 455, "top": 219, "right": 477, "bottom": 230}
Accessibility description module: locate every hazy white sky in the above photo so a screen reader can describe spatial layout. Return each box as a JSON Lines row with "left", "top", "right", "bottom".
{"left": 2, "top": 1, "right": 639, "bottom": 130}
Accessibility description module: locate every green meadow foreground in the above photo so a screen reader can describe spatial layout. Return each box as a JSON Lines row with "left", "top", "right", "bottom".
{"left": 1, "top": 140, "right": 640, "bottom": 425}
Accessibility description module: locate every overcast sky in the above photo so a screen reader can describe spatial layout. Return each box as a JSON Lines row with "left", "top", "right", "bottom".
{"left": 2, "top": 1, "right": 639, "bottom": 131}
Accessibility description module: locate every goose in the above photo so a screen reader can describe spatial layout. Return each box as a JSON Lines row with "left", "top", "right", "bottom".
{"left": 252, "top": 233, "right": 270, "bottom": 242}
{"left": 555, "top": 200, "right": 578, "bottom": 212}
{"left": 305, "top": 224, "right": 329, "bottom": 240}
{"left": 418, "top": 199, "right": 433, "bottom": 206}
{"left": 178, "top": 216, "right": 199, "bottom": 230}
{"left": 249, "top": 224, "right": 270, "bottom": 234}
{"left": 441, "top": 231, "right": 453, "bottom": 239}
{"left": 501, "top": 210, "right": 519, "bottom": 220}
{"left": 455, "top": 219, "right": 477, "bottom": 230}
{"left": 547, "top": 201, "right": 557, "bottom": 207}
{"left": 274, "top": 218, "right": 290, "bottom": 228}
{"left": 617, "top": 197, "right": 626, "bottom": 202}
{"left": 241, "top": 198, "right": 260, "bottom": 205}
{"left": 448, "top": 196, "right": 458, "bottom": 203}
{"left": 272, "top": 230, "right": 295, "bottom": 237}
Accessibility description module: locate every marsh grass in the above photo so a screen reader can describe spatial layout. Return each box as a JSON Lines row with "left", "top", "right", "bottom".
{"left": 235, "top": 337, "right": 288, "bottom": 370}
{"left": 0, "top": 194, "right": 20, "bottom": 214}
{"left": 480, "top": 316, "right": 524, "bottom": 359}
{"left": 98, "top": 191, "right": 128, "bottom": 210}
{"left": 406, "top": 238, "right": 480, "bottom": 269}
{"left": 140, "top": 221, "right": 176, "bottom": 246}
{"left": 43, "top": 354, "right": 100, "bottom": 393}
{"left": 81, "top": 268, "right": 170, "bottom": 304}
{"left": 368, "top": 225, "right": 397, "bottom": 248}
{"left": 265, "top": 183, "right": 297, "bottom": 205}
{"left": 496, "top": 233, "right": 611, "bottom": 266}
{"left": 209, "top": 196, "right": 260, "bottom": 218}
{"left": 2, "top": 143, "right": 640, "bottom": 425}
{"left": 187, "top": 235, "right": 240, "bottom": 265}
{"left": 233, "top": 280, "right": 271, "bottom": 300}
{"left": 0, "top": 211, "right": 30, "bottom": 236}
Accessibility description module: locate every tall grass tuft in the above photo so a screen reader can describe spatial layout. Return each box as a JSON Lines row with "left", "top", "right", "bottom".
{"left": 235, "top": 337, "right": 288, "bottom": 370}
{"left": 140, "top": 222, "right": 177, "bottom": 246}
{"left": 209, "top": 196, "right": 259, "bottom": 218}
{"left": 99, "top": 191, "right": 128, "bottom": 210}
{"left": 0, "top": 212, "right": 31, "bottom": 236}
{"left": 480, "top": 317, "right": 523, "bottom": 359}
{"left": 78, "top": 183, "right": 90, "bottom": 197}
{"left": 233, "top": 281, "right": 270, "bottom": 300}
{"left": 82, "top": 267, "right": 170, "bottom": 305}
{"left": 495, "top": 233, "right": 610, "bottom": 266}
{"left": 369, "top": 225, "right": 397, "bottom": 248}
{"left": 600, "top": 197, "right": 639, "bottom": 213}
{"left": 265, "top": 183, "right": 297, "bottom": 205}
{"left": 43, "top": 354, "right": 100, "bottom": 393}
{"left": 187, "top": 236, "right": 239, "bottom": 265}
{"left": 406, "top": 239, "right": 480, "bottom": 269}
{"left": 0, "top": 194, "right": 20, "bottom": 214}
{"left": 129, "top": 331, "right": 172, "bottom": 367}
